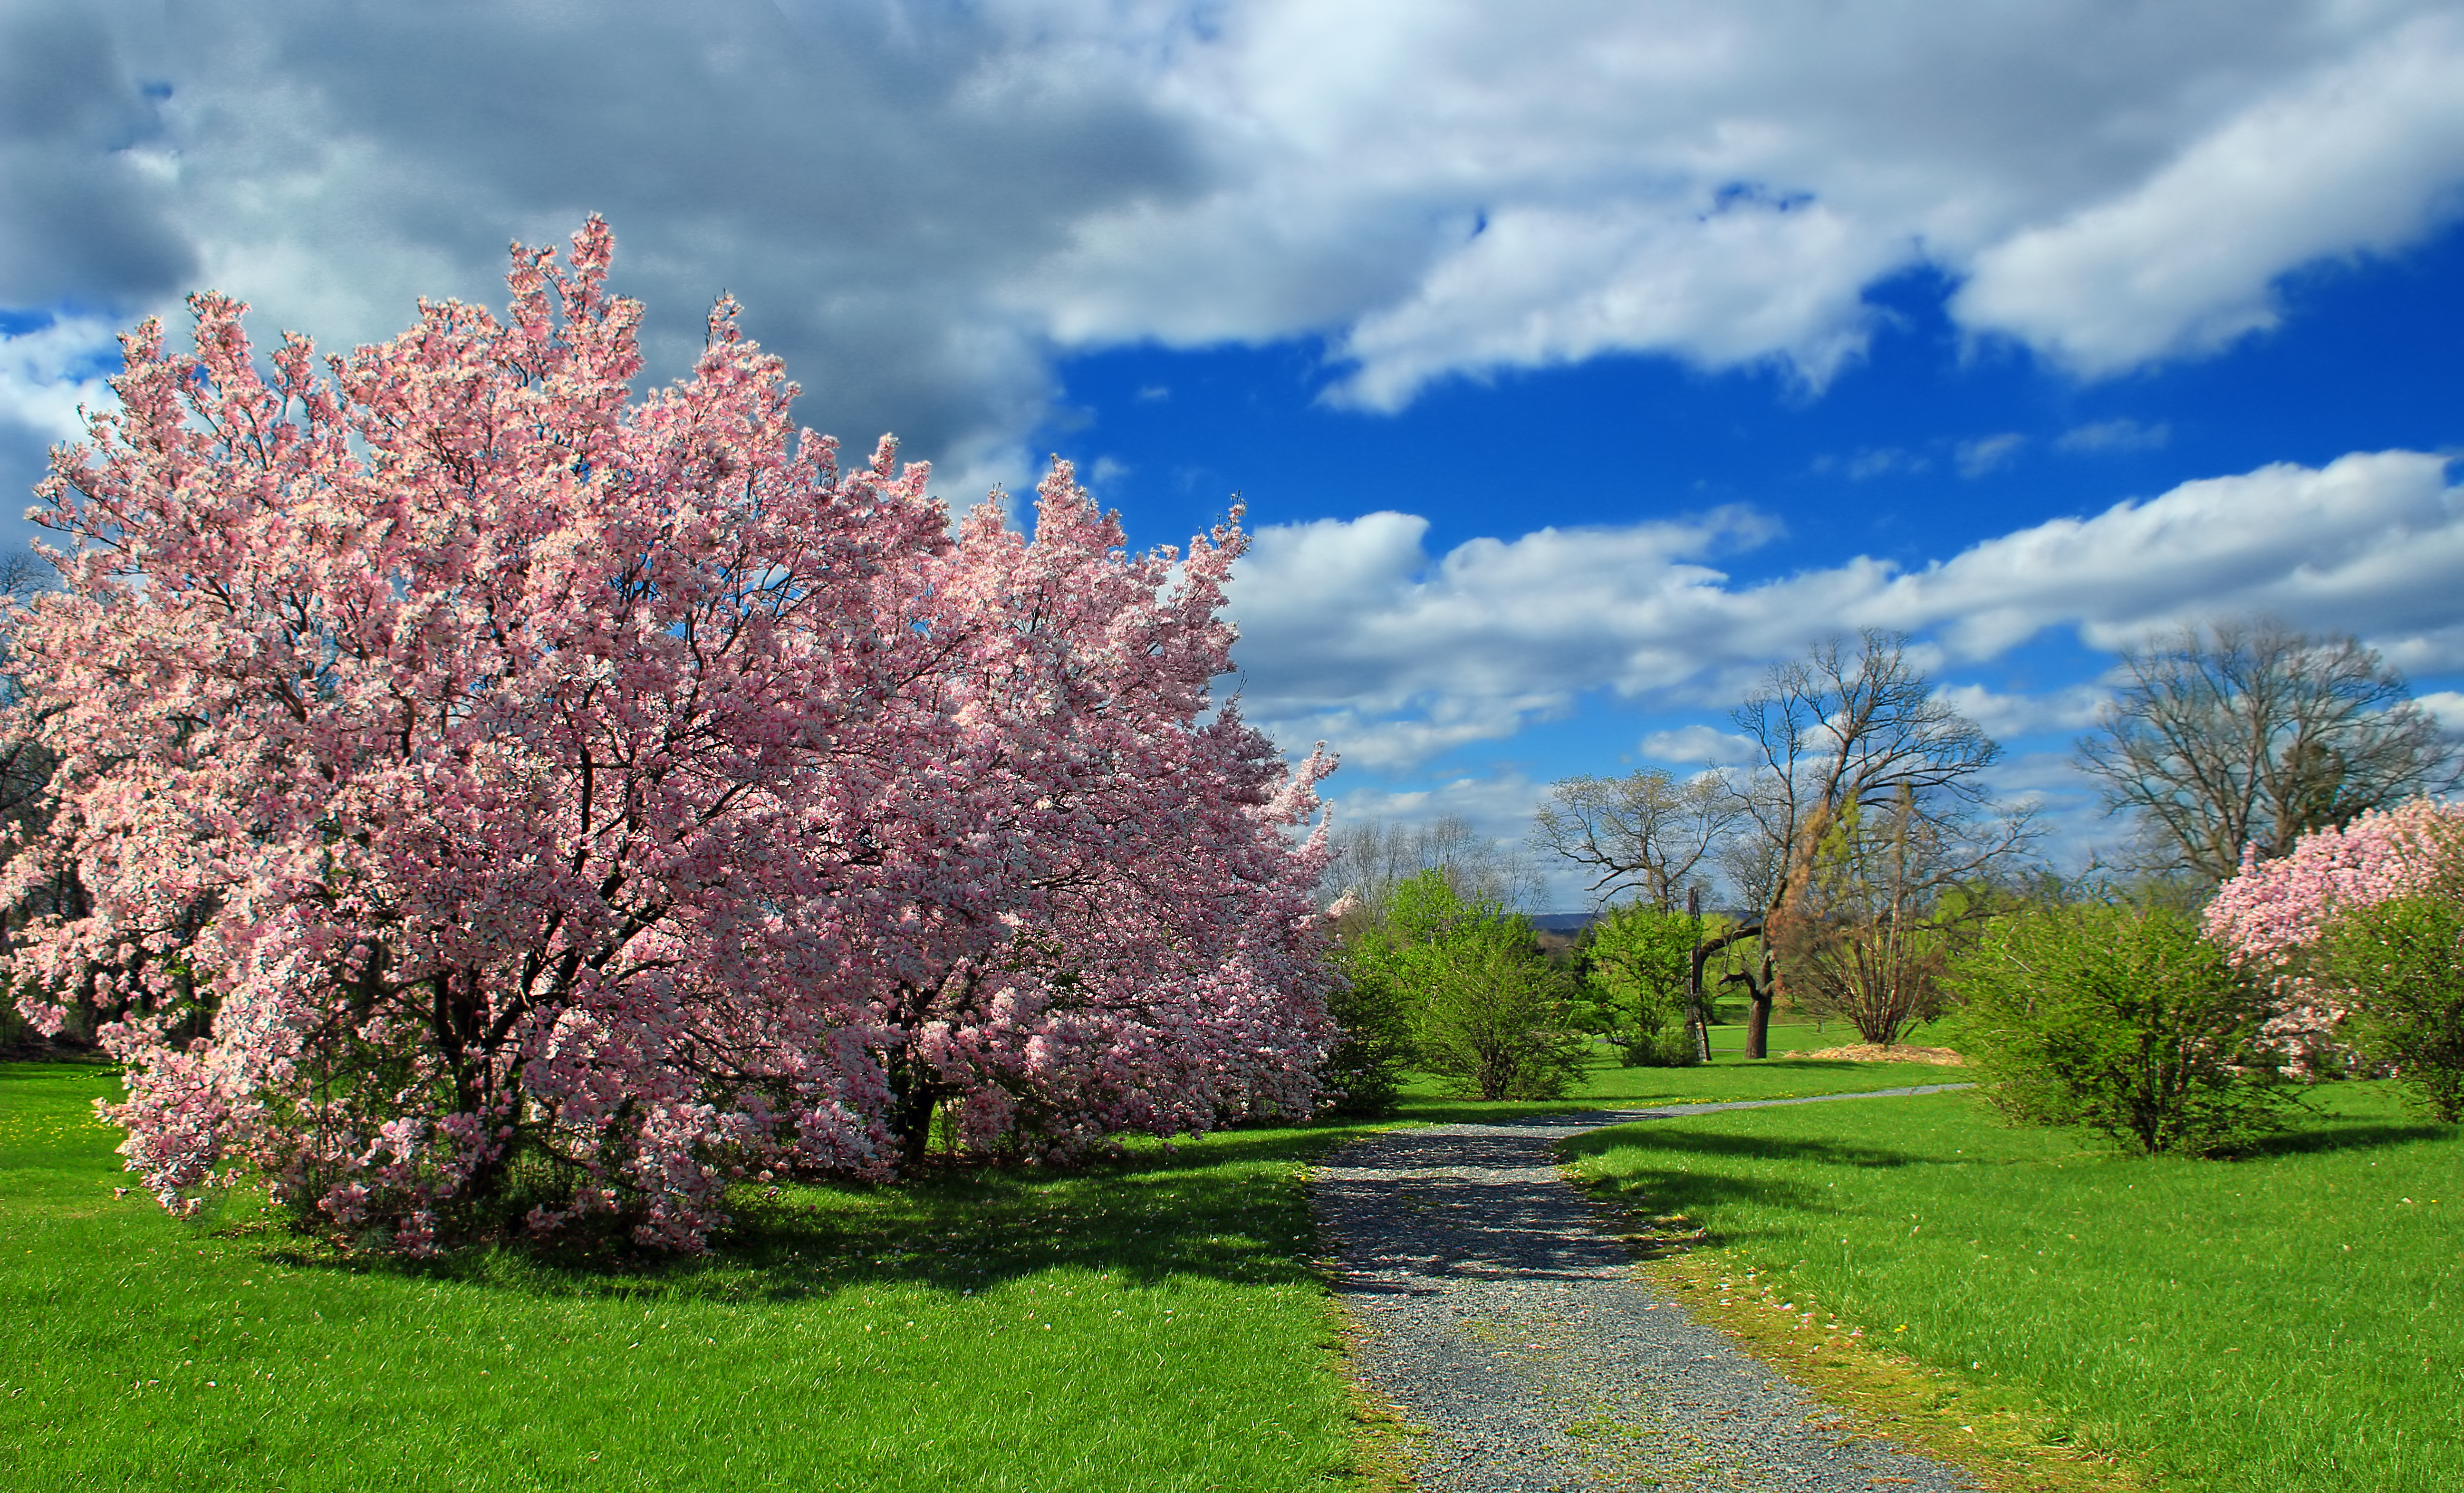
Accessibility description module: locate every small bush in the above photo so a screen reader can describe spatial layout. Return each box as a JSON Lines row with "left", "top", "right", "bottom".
{"left": 1619, "top": 1025, "right": 1701, "bottom": 1068}
{"left": 2322, "top": 895, "right": 2464, "bottom": 1122}
{"left": 1415, "top": 925, "right": 1588, "bottom": 1100}
{"left": 1318, "top": 956, "right": 1415, "bottom": 1117}
{"left": 1948, "top": 903, "right": 2299, "bottom": 1155}
{"left": 1578, "top": 905, "right": 1697, "bottom": 1063}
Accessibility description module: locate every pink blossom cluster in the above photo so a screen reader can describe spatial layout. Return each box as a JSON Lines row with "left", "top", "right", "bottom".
{"left": 2202, "top": 799, "right": 2462, "bottom": 1074}
{"left": 4, "top": 220, "right": 1334, "bottom": 1252}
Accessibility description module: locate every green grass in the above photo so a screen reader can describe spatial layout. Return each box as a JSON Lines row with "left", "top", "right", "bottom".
{"left": 1396, "top": 1021, "right": 1964, "bottom": 1121}
{"left": 1, "top": 1062, "right": 1379, "bottom": 1492}
{"left": 1564, "top": 1084, "right": 2464, "bottom": 1492}
{"left": 2, "top": 1045, "right": 1970, "bottom": 1491}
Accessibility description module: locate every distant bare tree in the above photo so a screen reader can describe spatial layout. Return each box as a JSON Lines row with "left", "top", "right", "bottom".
{"left": 1722, "top": 630, "right": 2028, "bottom": 1052}
{"left": 1531, "top": 769, "right": 1742, "bottom": 912}
{"left": 0, "top": 547, "right": 54, "bottom": 599}
{"left": 1777, "top": 783, "right": 2030, "bottom": 1044}
{"left": 1322, "top": 815, "right": 1541, "bottom": 913}
{"left": 2076, "top": 620, "right": 2461, "bottom": 885}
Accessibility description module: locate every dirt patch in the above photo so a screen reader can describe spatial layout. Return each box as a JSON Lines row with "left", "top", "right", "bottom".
{"left": 1799, "top": 1044, "right": 1965, "bottom": 1066}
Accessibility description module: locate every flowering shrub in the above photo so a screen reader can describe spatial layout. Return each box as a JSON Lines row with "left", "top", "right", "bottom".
{"left": 2202, "top": 799, "right": 2462, "bottom": 1074}
{"left": 4, "top": 221, "right": 1332, "bottom": 1252}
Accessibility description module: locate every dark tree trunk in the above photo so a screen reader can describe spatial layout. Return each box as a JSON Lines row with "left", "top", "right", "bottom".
{"left": 886, "top": 1048, "right": 938, "bottom": 1170}
{"left": 1690, "top": 919, "right": 1763, "bottom": 1063}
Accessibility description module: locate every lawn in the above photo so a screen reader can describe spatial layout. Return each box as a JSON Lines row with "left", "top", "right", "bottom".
{"left": 3, "top": 1062, "right": 1373, "bottom": 1493}
{"left": 1399, "top": 1018, "right": 1965, "bottom": 1120}
{"left": 0, "top": 1043, "right": 1963, "bottom": 1491}
{"left": 1565, "top": 1083, "right": 2464, "bottom": 1493}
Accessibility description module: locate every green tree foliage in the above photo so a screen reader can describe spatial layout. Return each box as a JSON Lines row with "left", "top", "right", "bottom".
{"left": 1578, "top": 905, "right": 1703, "bottom": 1066}
{"left": 1319, "top": 900, "right": 1417, "bottom": 1117}
{"left": 1329, "top": 870, "right": 1586, "bottom": 1103}
{"left": 1949, "top": 903, "right": 2298, "bottom": 1155}
{"left": 1414, "top": 918, "right": 1588, "bottom": 1101}
{"left": 2323, "top": 896, "right": 2464, "bottom": 1122}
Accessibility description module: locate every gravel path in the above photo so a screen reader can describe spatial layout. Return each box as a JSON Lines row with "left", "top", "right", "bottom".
{"left": 1314, "top": 1087, "right": 1982, "bottom": 1493}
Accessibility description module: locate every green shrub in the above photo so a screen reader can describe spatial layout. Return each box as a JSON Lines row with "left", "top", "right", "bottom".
{"left": 1619, "top": 1023, "right": 1701, "bottom": 1068}
{"left": 1318, "top": 953, "right": 1416, "bottom": 1117}
{"left": 1414, "top": 920, "right": 1589, "bottom": 1100}
{"left": 1577, "top": 904, "right": 1696, "bottom": 1064}
{"left": 2323, "top": 895, "right": 2464, "bottom": 1122}
{"left": 1948, "top": 902, "right": 2298, "bottom": 1155}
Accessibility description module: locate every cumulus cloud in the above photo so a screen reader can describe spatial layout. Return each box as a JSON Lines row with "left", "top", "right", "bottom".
{"left": 2416, "top": 691, "right": 2464, "bottom": 732}
{"left": 0, "top": 313, "right": 116, "bottom": 441}
{"left": 1863, "top": 451, "right": 2464, "bottom": 655}
{"left": 5, "top": 0, "right": 2463, "bottom": 515}
{"left": 1637, "top": 724, "right": 1762, "bottom": 766}
{"left": 1932, "top": 683, "right": 2108, "bottom": 742}
{"left": 0, "top": 312, "right": 118, "bottom": 514}
{"left": 1955, "top": 12, "right": 2464, "bottom": 372}
{"left": 1227, "top": 448, "right": 2464, "bottom": 769}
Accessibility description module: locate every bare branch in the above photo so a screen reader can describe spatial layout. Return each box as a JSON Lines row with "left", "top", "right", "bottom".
{"left": 2076, "top": 618, "right": 2462, "bottom": 883}
{"left": 1530, "top": 769, "right": 1742, "bottom": 911}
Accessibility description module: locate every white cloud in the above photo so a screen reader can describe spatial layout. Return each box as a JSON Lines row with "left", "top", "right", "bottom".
{"left": 1328, "top": 196, "right": 1887, "bottom": 409}
{"left": 1932, "top": 683, "right": 2108, "bottom": 742}
{"left": 1955, "top": 12, "right": 2464, "bottom": 372}
{"left": 1223, "top": 505, "right": 1802, "bottom": 761}
{"left": 2056, "top": 418, "right": 2171, "bottom": 454}
{"left": 1955, "top": 433, "right": 2027, "bottom": 479}
{"left": 1816, "top": 446, "right": 1930, "bottom": 481}
{"left": 1862, "top": 451, "right": 2464, "bottom": 655}
{"left": 1228, "top": 449, "right": 2464, "bottom": 770}
{"left": 1637, "top": 724, "right": 1761, "bottom": 766}
{"left": 7, "top": 0, "right": 2464, "bottom": 510}
{"left": 2417, "top": 690, "right": 2464, "bottom": 732}
{"left": 0, "top": 314, "right": 116, "bottom": 445}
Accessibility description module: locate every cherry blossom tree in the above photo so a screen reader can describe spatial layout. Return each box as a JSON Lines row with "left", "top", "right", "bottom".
{"left": 4, "top": 220, "right": 1332, "bottom": 1252}
{"left": 2203, "top": 800, "right": 2460, "bottom": 961}
{"left": 852, "top": 462, "right": 1336, "bottom": 1167}
{"left": 2202, "top": 799, "right": 2463, "bottom": 1072}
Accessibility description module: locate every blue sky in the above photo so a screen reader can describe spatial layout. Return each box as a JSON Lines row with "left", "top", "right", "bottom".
{"left": 5, "top": 1, "right": 2463, "bottom": 904}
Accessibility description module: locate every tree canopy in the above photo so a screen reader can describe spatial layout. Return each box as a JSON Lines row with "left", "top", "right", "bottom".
{"left": 3, "top": 221, "right": 1335, "bottom": 1252}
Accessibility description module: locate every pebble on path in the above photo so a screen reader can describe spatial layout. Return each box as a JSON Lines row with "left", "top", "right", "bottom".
{"left": 1312, "top": 1088, "right": 1983, "bottom": 1493}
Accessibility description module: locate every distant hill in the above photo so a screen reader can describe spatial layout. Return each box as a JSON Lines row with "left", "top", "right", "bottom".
{"left": 1527, "top": 913, "right": 1599, "bottom": 933}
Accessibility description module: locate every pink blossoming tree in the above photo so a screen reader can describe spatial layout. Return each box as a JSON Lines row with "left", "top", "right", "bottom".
{"left": 4, "top": 220, "right": 1332, "bottom": 1252}
{"left": 2202, "top": 799, "right": 2463, "bottom": 1072}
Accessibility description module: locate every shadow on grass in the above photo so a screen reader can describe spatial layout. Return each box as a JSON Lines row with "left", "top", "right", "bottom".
{"left": 1569, "top": 1162, "right": 1835, "bottom": 1257}
{"left": 71, "top": 1060, "right": 1978, "bottom": 1309}
{"left": 1557, "top": 1119, "right": 1942, "bottom": 1257}
{"left": 1559, "top": 1122, "right": 1934, "bottom": 1173}
{"left": 2234, "top": 1119, "right": 2456, "bottom": 1159}
{"left": 239, "top": 1114, "right": 1407, "bottom": 1307}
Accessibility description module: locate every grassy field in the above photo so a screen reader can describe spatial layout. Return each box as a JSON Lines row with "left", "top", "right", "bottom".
{"left": 1400, "top": 1017, "right": 1965, "bottom": 1119}
{"left": 0, "top": 1042, "right": 1959, "bottom": 1492}
{"left": 6, "top": 1063, "right": 1361, "bottom": 1493}
{"left": 1565, "top": 1083, "right": 2464, "bottom": 1492}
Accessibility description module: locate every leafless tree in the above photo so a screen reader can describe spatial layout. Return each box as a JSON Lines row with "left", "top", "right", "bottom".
{"left": 1321, "top": 815, "right": 1542, "bottom": 914}
{"left": 1530, "top": 769, "right": 1743, "bottom": 911}
{"left": 1777, "top": 783, "right": 2031, "bottom": 1044}
{"left": 2076, "top": 619, "right": 2461, "bottom": 885}
{"left": 1720, "top": 630, "right": 2028, "bottom": 1052}
{"left": 0, "top": 547, "right": 54, "bottom": 600}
